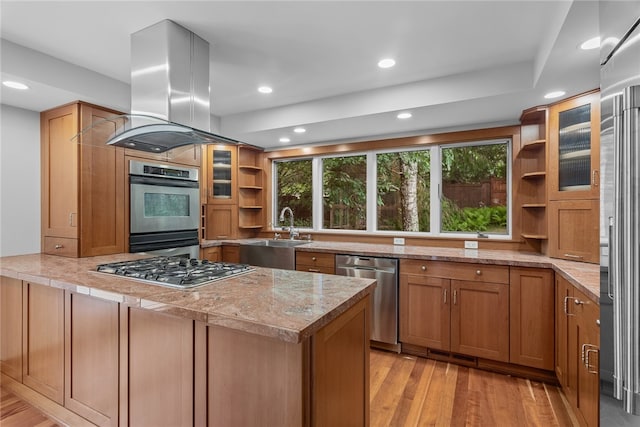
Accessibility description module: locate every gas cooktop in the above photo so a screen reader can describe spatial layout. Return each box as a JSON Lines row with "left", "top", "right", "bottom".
{"left": 96, "top": 256, "right": 253, "bottom": 289}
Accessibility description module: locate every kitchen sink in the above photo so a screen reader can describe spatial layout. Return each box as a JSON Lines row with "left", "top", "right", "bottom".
{"left": 240, "top": 239, "right": 310, "bottom": 270}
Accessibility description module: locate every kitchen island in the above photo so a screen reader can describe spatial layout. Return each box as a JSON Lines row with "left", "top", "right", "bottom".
{"left": 0, "top": 253, "right": 376, "bottom": 426}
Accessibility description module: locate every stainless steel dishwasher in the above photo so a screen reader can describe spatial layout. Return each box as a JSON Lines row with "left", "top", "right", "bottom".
{"left": 335, "top": 255, "right": 399, "bottom": 352}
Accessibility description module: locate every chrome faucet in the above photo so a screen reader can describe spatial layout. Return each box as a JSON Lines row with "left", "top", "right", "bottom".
{"left": 279, "top": 207, "right": 299, "bottom": 240}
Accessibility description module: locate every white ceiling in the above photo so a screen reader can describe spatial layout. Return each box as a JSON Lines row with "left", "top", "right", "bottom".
{"left": 0, "top": 1, "right": 600, "bottom": 149}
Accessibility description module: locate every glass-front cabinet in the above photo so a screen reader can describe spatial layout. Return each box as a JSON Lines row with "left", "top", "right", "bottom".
{"left": 548, "top": 91, "right": 600, "bottom": 201}
{"left": 207, "top": 145, "right": 237, "bottom": 203}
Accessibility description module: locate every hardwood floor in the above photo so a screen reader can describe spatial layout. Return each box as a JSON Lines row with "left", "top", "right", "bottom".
{"left": 370, "top": 349, "right": 578, "bottom": 427}
{"left": 0, "top": 387, "right": 59, "bottom": 427}
{"left": 2, "top": 350, "right": 577, "bottom": 427}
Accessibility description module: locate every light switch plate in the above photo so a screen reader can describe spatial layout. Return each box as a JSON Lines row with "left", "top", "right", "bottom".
{"left": 393, "top": 237, "right": 405, "bottom": 245}
{"left": 464, "top": 240, "right": 478, "bottom": 249}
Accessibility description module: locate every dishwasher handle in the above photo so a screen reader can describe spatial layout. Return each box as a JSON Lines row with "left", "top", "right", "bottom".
{"left": 336, "top": 264, "right": 396, "bottom": 274}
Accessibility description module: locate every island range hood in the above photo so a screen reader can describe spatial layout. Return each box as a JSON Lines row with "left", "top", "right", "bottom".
{"left": 105, "top": 19, "right": 241, "bottom": 153}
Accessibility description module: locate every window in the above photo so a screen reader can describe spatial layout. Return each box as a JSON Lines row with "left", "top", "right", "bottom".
{"left": 275, "top": 159, "right": 312, "bottom": 227}
{"left": 377, "top": 150, "right": 430, "bottom": 232}
{"left": 322, "top": 155, "right": 367, "bottom": 230}
{"left": 272, "top": 137, "right": 510, "bottom": 238}
{"left": 440, "top": 142, "right": 508, "bottom": 234}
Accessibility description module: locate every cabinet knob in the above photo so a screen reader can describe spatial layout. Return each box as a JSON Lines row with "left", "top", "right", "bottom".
{"left": 421, "top": 265, "right": 427, "bottom": 271}
{"left": 476, "top": 269, "right": 482, "bottom": 275}
{"left": 312, "top": 256, "right": 317, "bottom": 261}
{"left": 55, "top": 244, "right": 63, "bottom": 249}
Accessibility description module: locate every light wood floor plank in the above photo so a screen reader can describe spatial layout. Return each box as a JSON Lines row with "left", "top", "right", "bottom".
{"left": 370, "top": 349, "right": 577, "bottom": 427}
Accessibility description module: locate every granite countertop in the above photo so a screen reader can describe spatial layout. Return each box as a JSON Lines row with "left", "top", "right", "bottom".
{"left": 202, "top": 239, "right": 601, "bottom": 301}
{"left": 0, "top": 253, "right": 375, "bottom": 344}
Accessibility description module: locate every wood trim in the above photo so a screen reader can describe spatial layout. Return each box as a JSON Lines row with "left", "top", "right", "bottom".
{"left": 0, "top": 277, "right": 23, "bottom": 382}
{"left": 194, "top": 321, "right": 207, "bottom": 427}
{"left": 1, "top": 373, "right": 95, "bottom": 427}
{"left": 118, "top": 304, "right": 129, "bottom": 427}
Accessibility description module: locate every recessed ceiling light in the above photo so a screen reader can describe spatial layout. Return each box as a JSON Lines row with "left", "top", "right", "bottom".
{"left": 279, "top": 137, "right": 290, "bottom": 143}
{"left": 544, "top": 90, "right": 566, "bottom": 99}
{"left": 2, "top": 81, "right": 29, "bottom": 90}
{"left": 258, "top": 86, "right": 273, "bottom": 94}
{"left": 580, "top": 37, "right": 600, "bottom": 50}
{"left": 397, "top": 112, "right": 412, "bottom": 119}
{"left": 293, "top": 127, "right": 306, "bottom": 134}
{"left": 377, "top": 58, "right": 396, "bottom": 69}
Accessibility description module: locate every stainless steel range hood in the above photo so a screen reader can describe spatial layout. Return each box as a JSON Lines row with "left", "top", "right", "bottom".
{"left": 105, "top": 20, "right": 241, "bottom": 153}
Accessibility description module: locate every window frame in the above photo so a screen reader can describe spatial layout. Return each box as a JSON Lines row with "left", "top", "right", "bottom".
{"left": 271, "top": 137, "right": 512, "bottom": 240}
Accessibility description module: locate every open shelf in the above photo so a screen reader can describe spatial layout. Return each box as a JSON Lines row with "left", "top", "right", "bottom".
{"left": 522, "top": 171, "right": 546, "bottom": 180}
{"left": 522, "top": 139, "right": 546, "bottom": 150}
{"left": 521, "top": 233, "right": 548, "bottom": 240}
{"left": 239, "top": 205, "right": 263, "bottom": 209}
{"left": 522, "top": 203, "right": 546, "bottom": 208}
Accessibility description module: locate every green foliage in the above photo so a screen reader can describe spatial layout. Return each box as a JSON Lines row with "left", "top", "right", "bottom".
{"left": 276, "top": 159, "right": 313, "bottom": 227}
{"left": 441, "top": 143, "right": 507, "bottom": 183}
{"left": 441, "top": 198, "right": 507, "bottom": 233}
{"left": 322, "top": 155, "right": 367, "bottom": 229}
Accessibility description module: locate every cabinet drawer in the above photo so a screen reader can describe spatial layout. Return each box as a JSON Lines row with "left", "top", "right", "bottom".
{"left": 400, "top": 259, "right": 509, "bottom": 284}
{"left": 296, "top": 252, "right": 335, "bottom": 269}
{"left": 43, "top": 237, "right": 79, "bottom": 257}
{"left": 296, "top": 265, "right": 335, "bottom": 274}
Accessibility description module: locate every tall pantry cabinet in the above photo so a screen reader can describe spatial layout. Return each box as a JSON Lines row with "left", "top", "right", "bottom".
{"left": 41, "top": 101, "right": 126, "bottom": 257}
{"left": 547, "top": 91, "right": 600, "bottom": 263}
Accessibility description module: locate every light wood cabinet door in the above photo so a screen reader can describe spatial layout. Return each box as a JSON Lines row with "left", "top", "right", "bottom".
{"left": 555, "top": 275, "right": 571, "bottom": 390}
{"left": 222, "top": 245, "right": 240, "bottom": 263}
{"left": 65, "top": 292, "right": 119, "bottom": 426}
{"left": 201, "top": 246, "right": 221, "bottom": 262}
{"left": 206, "top": 145, "right": 237, "bottom": 204}
{"left": 548, "top": 91, "right": 600, "bottom": 201}
{"left": 22, "top": 282, "right": 65, "bottom": 405}
{"left": 0, "top": 276, "right": 23, "bottom": 381}
{"left": 296, "top": 251, "right": 335, "bottom": 274}
{"left": 509, "top": 268, "right": 554, "bottom": 370}
{"left": 450, "top": 280, "right": 509, "bottom": 362}
{"left": 574, "top": 288, "right": 600, "bottom": 427}
{"left": 399, "top": 274, "right": 450, "bottom": 350}
{"left": 206, "top": 204, "right": 238, "bottom": 240}
{"left": 124, "top": 307, "right": 194, "bottom": 427}
{"left": 41, "top": 104, "right": 79, "bottom": 241}
{"left": 548, "top": 199, "right": 599, "bottom": 263}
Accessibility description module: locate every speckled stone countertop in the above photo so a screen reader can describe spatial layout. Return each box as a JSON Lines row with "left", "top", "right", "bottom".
{"left": 203, "top": 239, "right": 601, "bottom": 302}
{"left": 0, "top": 253, "right": 375, "bottom": 343}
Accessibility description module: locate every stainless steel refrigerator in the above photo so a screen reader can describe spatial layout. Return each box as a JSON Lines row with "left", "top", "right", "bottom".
{"left": 600, "top": 2, "right": 640, "bottom": 425}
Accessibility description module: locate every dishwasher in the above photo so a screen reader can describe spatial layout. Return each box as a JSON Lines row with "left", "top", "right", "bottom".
{"left": 335, "top": 255, "right": 400, "bottom": 352}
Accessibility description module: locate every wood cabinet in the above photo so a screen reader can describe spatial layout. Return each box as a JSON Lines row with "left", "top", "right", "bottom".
{"left": 548, "top": 90, "right": 600, "bottom": 201}
{"left": 206, "top": 144, "right": 237, "bottom": 204}
{"left": 123, "top": 307, "right": 195, "bottom": 427}
{"left": 64, "top": 292, "right": 119, "bottom": 426}
{"left": 237, "top": 145, "right": 265, "bottom": 233}
{"left": 296, "top": 251, "right": 335, "bottom": 274}
{"left": 555, "top": 275, "right": 600, "bottom": 427}
{"left": 125, "top": 144, "right": 201, "bottom": 167}
{"left": 400, "top": 260, "right": 510, "bottom": 362}
{"left": 201, "top": 246, "right": 221, "bottom": 262}
{"left": 509, "top": 268, "right": 554, "bottom": 370}
{"left": 22, "top": 282, "right": 65, "bottom": 405}
{"left": 222, "top": 245, "right": 240, "bottom": 263}
{"left": 205, "top": 204, "right": 238, "bottom": 240}
{"left": 0, "top": 276, "right": 23, "bottom": 381}
{"left": 548, "top": 199, "right": 599, "bottom": 263}
{"left": 41, "top": 101, "right": 126, "bottom": 257}
{"left": 518, "top": 106, "right": 548, "bottom": 241}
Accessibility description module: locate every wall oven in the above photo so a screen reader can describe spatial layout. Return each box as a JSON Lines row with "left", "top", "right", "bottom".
{"left": 129, "top": 160, "right": 200, "bottom": 257}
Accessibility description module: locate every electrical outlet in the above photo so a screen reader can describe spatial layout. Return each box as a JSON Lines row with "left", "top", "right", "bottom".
{"left": 393, "top": 237, "right": 405, "bottom": 245}
{"left": 464, "top": 240, "right": 478, "bottom": 249}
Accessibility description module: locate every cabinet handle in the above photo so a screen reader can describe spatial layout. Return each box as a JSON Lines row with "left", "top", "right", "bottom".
{"left": 564, "top": 296, "right": 576, "bottom": 316}
{"left": 54, "top": 244, "right": 63, "bottom": 249}
{"left": 475, "top": 269, "right": 482, "bottom": 276}
{"left": 443, "top": 288, "right": 447, "bottom": 304}
{"left": 312, "top": 256, "right": 317, "bottom": 261}
{"left": 453, "top": 289, "right": 457, "bottom": 305}
{"left": 68, "top": 212, "right": 76, "bottom": 227}
{"left": 308, "top": 268, "right": 320, "bottom": 273}
{"left": 582, "top": 344, "right": 599, "bottom": 374}
{"left": 421, "top": 265, "right": 427, "bottom": 271}
{"left": 592, "top": 169, "right": 599, "bottom": 187}
{"left": 563, "top": 253, "right": 584, "bottom": 259}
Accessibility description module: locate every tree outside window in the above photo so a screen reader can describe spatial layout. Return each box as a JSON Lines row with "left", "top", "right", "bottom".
{"left": 322, "top": 156, "right": 367, "bottom": 230}
{"left": 377, "top": 150, "right": 430, "bottom": 232}
{"left": 440, "top": 143, "right": 508, "bottom": 234}
{"left": 275, "top": 159, "right": 312, "bottom": 227}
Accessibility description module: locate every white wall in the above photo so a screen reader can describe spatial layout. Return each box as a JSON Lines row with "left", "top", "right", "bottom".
{"left": 0, "top": 104, "right": 41, "bottom": 257}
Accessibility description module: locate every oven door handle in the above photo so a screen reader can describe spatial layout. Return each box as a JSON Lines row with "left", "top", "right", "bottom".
{"left": 130, "top": 174, "right": 199, "bottom": 188}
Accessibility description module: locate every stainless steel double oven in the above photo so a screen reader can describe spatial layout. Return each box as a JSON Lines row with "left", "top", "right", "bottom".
{"left": 129, "top": 160, "right": 200, "bottom": 258}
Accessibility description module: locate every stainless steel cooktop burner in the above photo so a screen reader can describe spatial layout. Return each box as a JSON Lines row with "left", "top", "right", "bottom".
{"left": 96, "top": 256, "right": 253, "bottom": 289}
